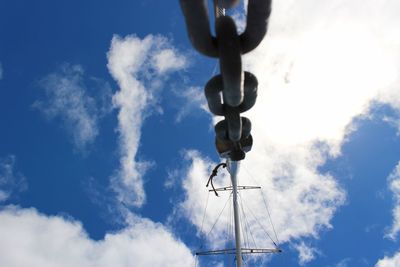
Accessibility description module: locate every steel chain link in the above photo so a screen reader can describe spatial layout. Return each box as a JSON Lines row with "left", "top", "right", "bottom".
{"left": 180, "top": 0, "right": 272, "bottom": 161}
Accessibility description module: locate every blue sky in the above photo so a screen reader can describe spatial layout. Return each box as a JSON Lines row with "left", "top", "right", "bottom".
{"left": 1, "top": 0, "right": 400, "bottom": 266}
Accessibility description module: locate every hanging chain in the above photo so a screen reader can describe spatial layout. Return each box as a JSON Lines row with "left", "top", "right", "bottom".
{"left": 180, "top": 0, "right": 272, "bottom": 161}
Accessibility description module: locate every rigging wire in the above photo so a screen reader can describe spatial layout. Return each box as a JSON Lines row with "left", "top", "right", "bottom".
{"left": 260, "top": 187, "right": 280, "bottom": 245}
{"left": 242, "top": 164, "right": 281, "bottom": 246}
{"left": 200, "top": 192, "right": 211, "bottom": 237}
{"left": 240, "top": 195, "right": 278, "bottom": 247}
{"left": 237, "top": 192, "right": 249, "bottom": 249}
{"left": 228, "top": 191, "right": 234, "bottom": 243}
{"left": 229, "top": 195, "right": 235, "bottom": 266}
{"left": 238, "top": 192, "right": 257, "bottom": 248}
{"left": 226, "top": 195, "right": 232, "bottom": 267}
{"left": 195, "top": 191, "right": 211, "bottom": 267}
{"left": 196, "top": 191, "right": 233, "bottom": 266}
{"left": 237, "top": 192, "right": 248, "bottom": 264}
{"left": 242, "top": 165, "right": 289, "bottom": 267}
{"left": 204, "top": 192, "right": 233, "bottom": 241}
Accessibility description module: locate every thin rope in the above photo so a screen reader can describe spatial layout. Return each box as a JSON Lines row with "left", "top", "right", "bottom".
{"left": 206, "top": 163, "right": 227, "bottom": 196}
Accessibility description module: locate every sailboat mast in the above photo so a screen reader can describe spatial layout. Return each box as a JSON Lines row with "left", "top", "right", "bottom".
{"left": 214, "top": 3, "right": 242, "bottom": 264}
{"left": 227, "top": 159, "right": 243, "bottom": 267}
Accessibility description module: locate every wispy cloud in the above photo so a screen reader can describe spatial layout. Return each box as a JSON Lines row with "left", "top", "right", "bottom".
{"left": 0, "top": 62, "right": 3, "bottom": 80}
{"left": 107, "top": 34, "right": 187, "bottom": 208}
{"left": 174, "top": 0, "right": 400, "bottom": 264}
{"left": 173, "top": 86, "right": 208, "bottom": 123}
{"left": 335, "top": 258, "right": 352, "bottom": 267}
{"left": 0, "top": 206, "right": 195, "bottom": 267}
{"left": 0, "top": 155, "right": 26, "bottom": 202}
{"left": 385, "top": 161, "right": 400, "bottom": 240}
{"left": 382, "top": 112, "right": 400, "bottom": 135}
{"left": 34, "top": 64, "right": 111, "bottom": 152}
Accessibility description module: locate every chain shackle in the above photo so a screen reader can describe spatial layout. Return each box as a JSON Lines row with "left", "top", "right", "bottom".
{"left": 205, "top": 71, "right": 257, "bottom": 160}
{"left": 241, "top": 0, "right": 272, "bottom": 54}
{"left": 179, "top": 0, "right": 218, "bottom": 58}
{"left": 205, "top": 71, "right": 258, "bottom": 116}
{"left": 215, "top": 116, "right": 252, "bottom": 142}
{"left": 215, "top": 116, "right": 253, "bottom": 161}
{"left": 179, "top": 0, "right": 271, "bottom": 161}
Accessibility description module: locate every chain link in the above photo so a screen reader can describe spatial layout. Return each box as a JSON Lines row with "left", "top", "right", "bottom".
{"left": 180, "top": 0, "right": 272, "bottom": 161}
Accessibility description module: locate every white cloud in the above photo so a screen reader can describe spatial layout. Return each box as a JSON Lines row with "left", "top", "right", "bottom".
{"left": 376, "top": 252, "right": 400, "bottom": 267}
{"left": 152, "top": 49, "right": 186, "bottom": 74}
{"left": 0, "top": 155, "right": 26, "bottom": 202}
{"left": 386, "top": 161, "right": 400, "bottom": 239}
{"left": 34, "top": 64, "right": 103, "bottom": 151}
{"left": 175, "top": 0, "right": 400, "bottom": 264}
{"left": 293, "top": 242, "right": 318, "bottom": 265}
{"left": 107, "top": 34, "right": 187, "bottom": 208}
{"left": 0, "top": 206, "right": 195, "bottom": 267}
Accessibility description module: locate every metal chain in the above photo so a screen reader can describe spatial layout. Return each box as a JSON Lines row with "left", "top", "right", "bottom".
{"left": 180, "top": 0, "right": 272, "bottom": 161}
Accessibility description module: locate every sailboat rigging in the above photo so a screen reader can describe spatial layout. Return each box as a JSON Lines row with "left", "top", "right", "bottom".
{"left": 195, "top": 161, "right": 281, "bottom": 265}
